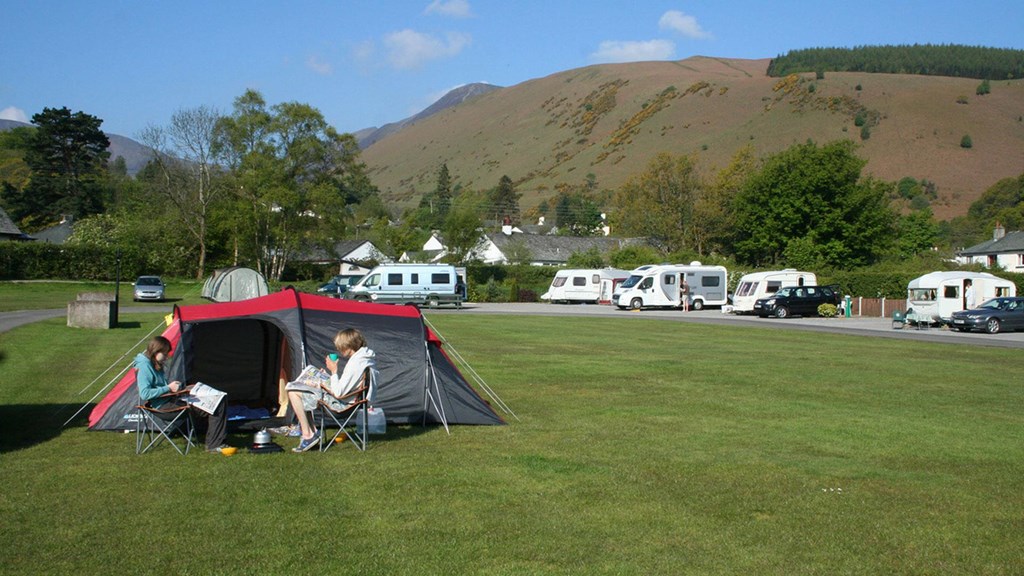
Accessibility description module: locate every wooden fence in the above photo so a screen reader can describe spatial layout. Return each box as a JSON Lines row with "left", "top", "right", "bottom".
{"left": 846, "top": 297, "right": 908, "bottom": 318}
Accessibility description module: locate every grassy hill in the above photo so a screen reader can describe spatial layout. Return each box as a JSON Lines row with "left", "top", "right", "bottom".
{"left": 361, "top": 57, "right": 1024, "bottom": 221}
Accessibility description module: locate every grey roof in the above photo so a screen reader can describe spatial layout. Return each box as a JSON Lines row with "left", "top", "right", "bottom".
{"left": 959, "top": 231, "right": 1024, "bottom": 255}
{"left": 292, "top": 239, "right": 383, "bottom": 263}
{"left": 32, "top": 220, "right": 75, "bottom": 244}
{"left": 486, "top": 233, "right": 646, "bottom": 264}
{"left": 0, "top": 206, "right": 24, "bottom": 238}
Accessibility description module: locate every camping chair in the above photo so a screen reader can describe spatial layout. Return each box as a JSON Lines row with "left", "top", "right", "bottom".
{"left": 135, "top": 392, "right": 195, "bottom": 455}
{"left": 316, "top": 367, "right": 374, "bottom": 452}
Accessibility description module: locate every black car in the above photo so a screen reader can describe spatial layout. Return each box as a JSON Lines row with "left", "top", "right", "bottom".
{"left": 949, "top": 297, "right": 1024, "bottom": 334}
{"left": 754, "top": 285, "right": 840, "bottom": 318}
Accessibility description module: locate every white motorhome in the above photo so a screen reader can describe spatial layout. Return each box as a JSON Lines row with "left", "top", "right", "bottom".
{"left": 541, "top": 268, "right": 630, "bottom": 304}
{"left": 613, "top": 263, "right": 728, "bottom": 310}
{"left": 731, "top": 269, "right": 817, "bottom": 314}
{"left": 907, "top": 271, "right": 1016, "bottom": 324}
{"left": 344, "top": 264, "right": 463, "bottom": 307}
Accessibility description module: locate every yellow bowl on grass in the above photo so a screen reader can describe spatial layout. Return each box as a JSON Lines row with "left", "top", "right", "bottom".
{"left": 221, "top": 447, "right": 238, "bottom": 456}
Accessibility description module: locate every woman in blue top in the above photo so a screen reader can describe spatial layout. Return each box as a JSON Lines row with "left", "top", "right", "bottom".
{"left": 136, "top": 336, "right": 229, "bottom": 453}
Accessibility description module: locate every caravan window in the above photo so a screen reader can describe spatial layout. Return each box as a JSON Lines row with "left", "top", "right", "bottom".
{"left": 591, "top": 274, "right": 600, "bottom": 284}
{"left": 666, "top": 275, "right": 677, "bottom": 285}
{"left": 943, "top": 286, "right": 959, "bottom": 299}
{"left": 639, "top": 277, "right": 654, "bottom": 289}
{"left": 910, "top": 288, "right": 936, "bottom": 301}
{"left": 701, "top": 276, "right": 720, "bottom": 287}
{"left": 552, "top": 277, "right": 567, "bottom": 288}
{"left": 736, "top": 281, "right": 756, "bottom": 297}
{"left": 766, "top": 281, "right": 782, "bottom": 293}
{"left": 410, "top": 273, "right": 419, "bottom": 284}
{"left": 388, "top": 273, "right": 403, "bottom": 285}
{"left": 620, "top": 275, "right": 642, "bottom": 288}
{"left": 431, "top": 273, "right": 451, "bottom": 284}
{"left": 572, "top": 276, "right": 587, "bottom": 286}
{"left": 364, "top": 274, "right": 381, "bottom": 288}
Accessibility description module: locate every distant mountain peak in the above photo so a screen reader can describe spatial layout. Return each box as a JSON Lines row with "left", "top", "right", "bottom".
{"left": 357, "top": 82, "right": 502, "bottom": 149}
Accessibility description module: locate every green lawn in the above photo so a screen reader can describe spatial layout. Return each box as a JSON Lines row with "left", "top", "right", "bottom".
{"left": 0, "top": 311, "right": 1022, "bottom": 574}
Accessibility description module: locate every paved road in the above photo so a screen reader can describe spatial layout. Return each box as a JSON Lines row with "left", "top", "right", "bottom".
{"left": 5, "top": 302, "right": 1023, "bottom": 349}
{"left": 424, "top": 302, "right": 1024, "bottom": 349}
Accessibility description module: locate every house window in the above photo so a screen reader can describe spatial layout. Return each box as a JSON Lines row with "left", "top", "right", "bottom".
{"left": 1017, "top": 254, "right": 1024, "bottom": 268}
{"left": 988, "top": 255, "right": 997, "bottom": 268}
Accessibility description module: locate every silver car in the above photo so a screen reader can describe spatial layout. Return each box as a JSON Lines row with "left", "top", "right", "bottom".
{"left": 133, "top": 276, "right": 165, "bottom": 302}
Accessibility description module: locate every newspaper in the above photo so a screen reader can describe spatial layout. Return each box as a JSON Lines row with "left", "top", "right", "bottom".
{"left": 284, "top": 365, "right": 331, "bottom": 394}
{"left": 184, "top": 382, "right": 226, "bottom": 415}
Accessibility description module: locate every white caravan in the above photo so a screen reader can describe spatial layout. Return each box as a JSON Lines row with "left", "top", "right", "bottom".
{"left": 613, "top": 263, "right": 728, "bottom": 310}
{"left": 731, "top": 269, "right": 817, "bottom": 314}
{"left": 345, "top": 264, "right": 463, "bottom": 307}
{"left": 907, "top": 271, "right": 1016, "bottom": 324}
{"left": 541, "top": 268, "right": 630, "bottom": 304}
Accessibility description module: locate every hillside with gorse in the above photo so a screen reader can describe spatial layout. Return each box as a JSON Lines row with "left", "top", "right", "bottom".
{"left": 361, "top": 56, "right": 1024, "bottom": 221}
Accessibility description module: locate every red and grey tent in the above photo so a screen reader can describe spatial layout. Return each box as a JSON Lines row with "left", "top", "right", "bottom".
{"left": 88, "top": 288, "right": 504, "bottom": 430}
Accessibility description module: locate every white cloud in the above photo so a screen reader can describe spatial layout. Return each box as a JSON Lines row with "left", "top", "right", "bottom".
{"left": 590, "top": 40, "right": 676, "bottom": 63}
{"left": 384, "top": 29, "right": 471, "bottom": 70}
{"left": 658, "top": 10, "right": 712, "bottom": 39}
{"left": 424, "top": 0, "right": 472, "bottom": 18}
{"left": 0, "top": 106, "right": 29, "bottom": 123}
{"left": 306, "top": 55, "right": 333, "bottom": 75}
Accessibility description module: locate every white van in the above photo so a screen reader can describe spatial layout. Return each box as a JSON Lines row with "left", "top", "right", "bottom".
{"left": 613, "top": 262, "right": 728, "bottom": 310}
{"left": 907, "top": 271, "right": 1016, "bottom": 325}
{"left": 344, "top": 264, "right": 463, "bottom": 307}
{"left": 731, "top": 269, "right": 817, "bottom": 314}
{"left": 541, "top": 268, "right": 630, "bottom": 304}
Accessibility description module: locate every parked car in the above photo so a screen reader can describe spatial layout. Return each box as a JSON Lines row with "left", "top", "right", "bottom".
{"left": 754, "top": 285, "right": 840, "bottom": 318}
{"left": 317, "top": 274, "right": 364, "bottom": 298}
{"left": 133, "top": 276, "right": 165, "bottom": 302}
{"left": 949, "top": 297, "right": 1024, "bottom": 334}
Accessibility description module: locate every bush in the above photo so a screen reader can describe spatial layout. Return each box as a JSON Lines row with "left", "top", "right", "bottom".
{"left": 960, "top": 134, "right": 973, "bottom": 149}
{"left": 818, "top": 303, "right": 838, "bottom": 317}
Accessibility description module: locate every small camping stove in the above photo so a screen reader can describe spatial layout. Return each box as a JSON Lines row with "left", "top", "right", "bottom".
{"left": 249, "top": 429, "right": 283, "bottom": 454}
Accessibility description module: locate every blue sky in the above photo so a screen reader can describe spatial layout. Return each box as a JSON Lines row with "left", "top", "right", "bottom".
{"left": 2, "top": 0, "right": 1021, "bottom": 138}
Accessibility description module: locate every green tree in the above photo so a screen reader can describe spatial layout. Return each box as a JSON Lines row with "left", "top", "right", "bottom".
{"left": 566, "top": 247, "right": 604, "bottom": 268}
{"left": 12, "top": 107, "right": 110, "bottom": 228}
{"left": 139, "top": 106, "right": 227, "bottom": 278}
{"left": 695, "top": 146, "right": 754, "bottom": 256}
{"left": 489, "top": 175, "right": 521, "bottom": 226}
{"left": 960, "top": 134, "right": 973, "bottom": 148}
{"left": 554, "top": 190, "right": 603, "bottom": 236}
{"left": 610, "top": 153, "right": 699, "bottom": 251}
{"left": 441, "top": 204, "right": 483, "bottom": 264}
{"left": 976, "top": 79, "right": 991, "bottom": 95}
{"left": 214, "top": 90, "right": 373, "bottom": 280}
{"left": 893, "top": 208, "right": 940, "bottom": 259}
{"left": 732, "top": 140, "right": 897, "bottom": 268}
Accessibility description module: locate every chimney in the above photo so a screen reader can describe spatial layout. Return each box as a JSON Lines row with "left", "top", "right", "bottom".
{"left": 994, "top": 222, "right": 1006, "bottom": 241}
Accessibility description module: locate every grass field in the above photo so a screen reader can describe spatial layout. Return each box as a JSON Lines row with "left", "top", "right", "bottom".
{"left": 1, "top": 308, "right": 1022, "bottom": 574}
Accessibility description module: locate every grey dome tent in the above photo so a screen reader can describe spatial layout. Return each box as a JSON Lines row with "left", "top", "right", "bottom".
{"left": 88, "top": 288, "right": 505, "bottom": 431}
{"left": 201, "top": 266, "right": 270, "bottom": 302}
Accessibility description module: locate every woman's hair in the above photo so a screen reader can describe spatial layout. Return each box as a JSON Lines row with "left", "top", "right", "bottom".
{"left": 333, "top": 328, "right": 366, "bottom": 353}
{"left": 145, "top": 336, "right": 172, "bottom": 369}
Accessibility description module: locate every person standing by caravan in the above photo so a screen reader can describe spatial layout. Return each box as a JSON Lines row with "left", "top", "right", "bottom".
{"left": 964, "top": 279, "right": 976, "bottom": 310}
{"left": 286, "top": 328, "right": 377, "bottom": 453}
{"left": 679, "top": 275, "right": 691, "bottom": 312}
{"left": 136, "top": 336, "right": 229, "bottom": 453}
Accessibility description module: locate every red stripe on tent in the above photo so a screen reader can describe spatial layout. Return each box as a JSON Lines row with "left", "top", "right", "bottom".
{"left": 176, "top": 289, "right": 302, "bottom": 322}
{"left": 296, "top": 292, "right": 424, "bottom": 318}
{"left": 87, "top": 320, "right": 182, "bottom": 428}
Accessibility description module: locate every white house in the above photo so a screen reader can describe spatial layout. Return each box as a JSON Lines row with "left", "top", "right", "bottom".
{"left": 957, "top": 224, "right": 1024, "bottom": 272}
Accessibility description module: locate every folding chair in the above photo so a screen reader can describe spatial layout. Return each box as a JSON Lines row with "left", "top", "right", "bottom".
{"left": 135, "top": 393, "right": 195, "bottom": 455}
{"left": 316, "top": 367, "right": 374, "bottom": 452}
